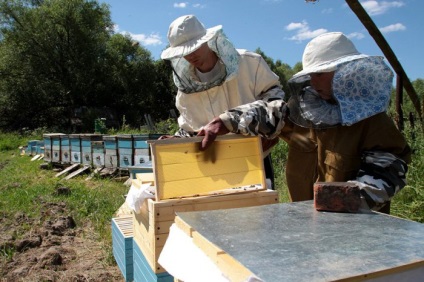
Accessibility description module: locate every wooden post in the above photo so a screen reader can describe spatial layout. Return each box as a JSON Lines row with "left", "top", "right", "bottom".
{"left": 345, "top": 0, "right": 423, "bottom": 130}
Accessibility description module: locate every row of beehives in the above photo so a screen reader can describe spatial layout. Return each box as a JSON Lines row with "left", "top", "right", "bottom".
{"left": 42, "top": 133, "right": 163, "bottom": 169}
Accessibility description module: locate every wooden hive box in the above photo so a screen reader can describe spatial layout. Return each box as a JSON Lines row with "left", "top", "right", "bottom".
{"left": 51, "top": 134, "right": 64, "bottom": 163}
{"left": 128, "top": 162, "right": 153, "bottom": 180}
{"left": 133, "top": 134, "right": 164, "bottom": 166}
{"left": 112, "top": 216, "right": 134, "bottom": 282}
{"left": 59, "top": 135, "right": 71, "bottom": 164}
{"left": 26, "top": 140, "right": 39, "bottom": 156}
{"left": 43, "top": 133, "right": 66, "bottom": 163}
{"left": 92, "top": 141, "right": 105, "bottom": 168}
{"left": 131, "top": 135, "right": 279, "bottom": 274}
{"left": 69, "top": 134, "right": 82, "bottom": 164}
{"left": 118, "top": 134, "right": 134, "bottom": 169}
{"left": 103, "top": 135, "right": 118, "bottom": 168}
{"left": 80, "top": 134, "right": 103, "bottom": 167}
{"left": 133, "top": 236, "right": 173, "bottom": 282}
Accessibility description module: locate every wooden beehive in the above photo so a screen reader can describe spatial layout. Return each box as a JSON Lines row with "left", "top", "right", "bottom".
{"left": 148, "top": 135, "right": 267, "bottom": 201}
{"left": 103, "top": 135, "right": 118, "bottom": 168}
{"left": 69, "top": 134, "right": 82, "bottom": 164}
{"left": 118, "top": 134, "right": 134, "bottom": 169}
{"left": 112, "top": 216, "right": 134, "bottom": 282}
{"left": 131, "top": 135, "right": 278, "bottom": 275}
{"left": 92, "top": 141, "right": 105, "bottom": 168}
{"left": 60, "top": 135, "right": 71, "bottom": 164}
{"left": 80, "top": 134, "right": 102, "bottom": 167}
{"left": 132, "top": 189, "right": 278, "bottom": 274}
{"left": 43, "top": 133, "right": 66, "bottom": 163}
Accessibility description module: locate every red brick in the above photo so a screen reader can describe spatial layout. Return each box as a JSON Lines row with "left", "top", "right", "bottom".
{"left": 314, "top": 182, "right": 361, "bottom": 213}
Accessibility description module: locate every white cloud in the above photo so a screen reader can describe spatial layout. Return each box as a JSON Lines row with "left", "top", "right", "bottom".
{"left": 192, "top": 3, "right": 206, "bottom": 8}
{"left": 115, "top": 25, "right": 162, "bottom": 47}
{"left": 129, "top": 32, "right": 162, "bottom": 46}
{"left": 174, "top": 2, "right": 188, "bottom": 8}
{"left": 285, "top": 20, "right": 327, "bottom": 42}
{"left": 285, "top": 21, "right": 308, "bottom": 31}
{"left": 361, "top": 0, "right": 405, "bottom": 16}
{"left": 379, "top": 23, "right": 406, "bottom": 33}
{"left": 321, "top": 8, "right": 333, "bottom": 14}
{"left": 347, "top": 32, "right": 365, "bottom": 40}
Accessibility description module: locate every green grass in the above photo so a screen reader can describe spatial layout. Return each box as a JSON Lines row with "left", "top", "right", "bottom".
{"left": 0, "top": 146, "right": 128, "bottom": 264}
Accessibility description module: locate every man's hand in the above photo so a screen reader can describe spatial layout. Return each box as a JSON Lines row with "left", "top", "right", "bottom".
{"left": 197, "top": 117, "right": 230, "bottom": 151}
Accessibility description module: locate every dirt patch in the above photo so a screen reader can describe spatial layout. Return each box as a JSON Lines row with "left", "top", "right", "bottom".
{"left": 0, "top": 201, "right": 124, "bottom": 282}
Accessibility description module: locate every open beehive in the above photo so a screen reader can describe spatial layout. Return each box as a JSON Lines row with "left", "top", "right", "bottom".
{"left": 130, "top": 135, "right": 279, "bottom": 276}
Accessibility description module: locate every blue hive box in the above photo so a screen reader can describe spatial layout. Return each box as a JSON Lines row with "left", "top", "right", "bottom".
{"left": 112, "top": 216, "right": 134, "bottom": 282}
{"left": 133, "top": 237, "right": 173, "bottom": 282}
{"left": 103, "top": 135, "right": 118, "bottom": 168}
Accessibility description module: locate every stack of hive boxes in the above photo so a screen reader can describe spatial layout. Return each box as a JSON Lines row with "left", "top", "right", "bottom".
{"left": 43, "top": 133, "right": 66, "bottom": 163}
{"left": 112, "top": 135, "right": 279, "bottom": 282}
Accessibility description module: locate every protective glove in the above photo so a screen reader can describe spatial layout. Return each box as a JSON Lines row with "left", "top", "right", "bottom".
{"left": 196, "top": 117, "right": 230, "bottom": 151}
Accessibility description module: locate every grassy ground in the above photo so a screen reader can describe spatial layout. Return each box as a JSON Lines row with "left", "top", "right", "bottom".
{"left": 0, "top": 141, "right": 128, "bottom": 266}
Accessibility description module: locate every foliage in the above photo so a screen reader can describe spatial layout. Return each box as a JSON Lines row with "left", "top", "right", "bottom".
{"left": 390, "top": 123, "right": 424, "bottom": 222}
{"left": 255, "top": 47, "right": 296, "bottom": 95}
{"left": 154, "top": 118, "right": 179, "bottom": 135}
{"left": 271, "top": 140, "right": 290, "bottom": 203}
{"left": 0, "top": 0, "right": 114, "bottom": 131}
{"left": 0, "top": 131, "right": 27, "bottom": 151}
{"left": 0, "top": 0, "right": 177, "bottom": 132}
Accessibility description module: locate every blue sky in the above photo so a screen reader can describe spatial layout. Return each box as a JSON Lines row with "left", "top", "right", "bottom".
{"left": 100, "top": 0, "right": 423, "bottom": 81}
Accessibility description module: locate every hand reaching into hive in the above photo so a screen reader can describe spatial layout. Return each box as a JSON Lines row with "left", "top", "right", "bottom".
{"left": 197, "top": 117, "right": 230, "bottom": 151}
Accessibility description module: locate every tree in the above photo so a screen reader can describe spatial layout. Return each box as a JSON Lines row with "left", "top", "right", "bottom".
{"left": 0, "top": 0, "right": 114, "bottom": 131}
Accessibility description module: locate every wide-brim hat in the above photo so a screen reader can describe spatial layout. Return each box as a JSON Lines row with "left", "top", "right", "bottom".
{"left": 292, "top": 32, "right": 369, "bottom": 79}
{"left": 161, "top": 15, "right": 222, "bottom": 60}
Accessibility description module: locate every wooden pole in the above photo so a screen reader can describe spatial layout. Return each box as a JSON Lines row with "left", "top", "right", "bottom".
{"left": 345, "top": 0, "right": 422, "bottom": 127}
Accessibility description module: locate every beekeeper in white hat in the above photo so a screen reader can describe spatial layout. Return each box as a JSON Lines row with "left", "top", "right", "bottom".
{"left": 161, "top": 15, "right": 285, "bottom": 189}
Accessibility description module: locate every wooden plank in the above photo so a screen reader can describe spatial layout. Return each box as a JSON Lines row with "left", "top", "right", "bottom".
{"left": 30, "top": 154, "right": 41, "bottom": 161}
{"left": 85, "top": 167, "right": 104, "bottom": 181}
{"left": 64, "top": 165, "right": 90, "bottom": 180}
{"left": 136, "top": 172, "right": 155, "bottom": 184}
{"left": 158, "top": 170, "right": 264, "bottom": 199}
{"left": 156, "top": 155, "right": 262, "bottom": 182}
{"left": 55, "top": 163, "right": 80, "bottom": 178}
{"left": 153, "top": 138, "right": 260, "bottom": 165}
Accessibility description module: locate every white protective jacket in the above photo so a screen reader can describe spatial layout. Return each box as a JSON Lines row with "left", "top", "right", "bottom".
{"left": 168, "top": 30, "right": 285, "bottom": 134}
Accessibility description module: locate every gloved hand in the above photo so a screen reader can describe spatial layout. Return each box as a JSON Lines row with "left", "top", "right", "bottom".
{"left": 196, "top": 117, "right": 230, "bottom": 151}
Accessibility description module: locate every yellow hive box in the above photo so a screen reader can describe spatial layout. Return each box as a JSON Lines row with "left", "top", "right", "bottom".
{"left": 148, "top": 135, "right": 267, "bottom": 201}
